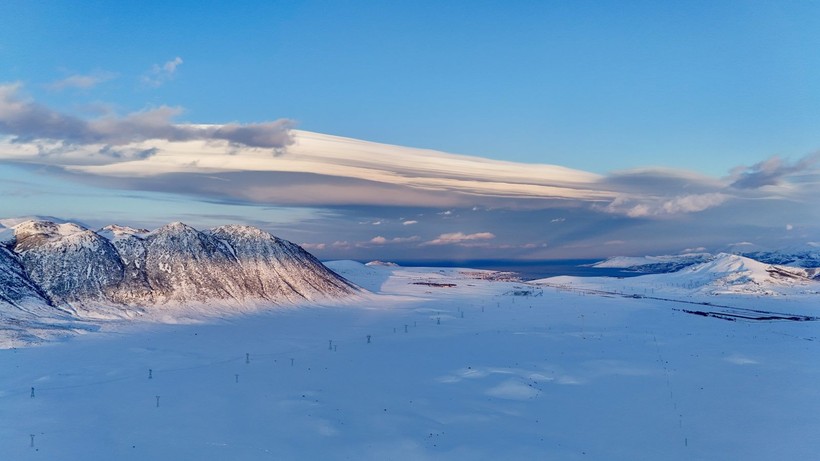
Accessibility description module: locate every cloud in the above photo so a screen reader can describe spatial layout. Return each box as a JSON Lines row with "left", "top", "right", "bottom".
{"left": 423, "top": 232, "right": 495, "bottom": 246}
{"left": 600, "top": 193, "right": 728, "bottom": 217}
{"left": 1, "top": 85, "right": 819, "bottom": 262}
{"left": 660, "top": 193, "right": 728, "bottom": 214}
{"left": 0, "top": 83, "right": 294, "bottom": 149}
{"left": 369, "top": 235, "right": 420, "bottom": 245}
{"left": 730, "top": 153, "right": 820, "bottom": 189}
{"left": 48, "top": 71, "right": 117, "bottom": 91}
{"left": 142, "top": 57, "right": 183, "bottom": 87}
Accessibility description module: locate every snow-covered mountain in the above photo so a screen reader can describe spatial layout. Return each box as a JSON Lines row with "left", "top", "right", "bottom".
{"left": 739, "top": 248, "right": 820, "bottom": 268}
{"left": 593, "top": 249, "right": 820, "bottom": 275}
{"left": 664, "top": 253, "right": 818, "bottom": 294}
{"left": 14, "top": 220, "right": 126, "bottom": 306}
{"left": 591, "top": 253, "right": 714, "bottom": 273}
{"left": 547, "top": 253, "right": 820, "bottom": 297}
{"left": 1, "top": 219, "right": 358, "bottom": 317}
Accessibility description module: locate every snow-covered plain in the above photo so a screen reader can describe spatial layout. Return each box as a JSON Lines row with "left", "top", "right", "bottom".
{"left": 2, "top": 261, "right": 819, "bottom": 460}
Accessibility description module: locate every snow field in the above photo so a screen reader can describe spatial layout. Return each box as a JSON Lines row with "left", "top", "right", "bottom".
{"left": 1, "top": 263, "right": 819, "bottom": 460}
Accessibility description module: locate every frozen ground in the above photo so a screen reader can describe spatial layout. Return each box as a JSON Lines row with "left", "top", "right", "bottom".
{"left": 1, "top": 261, "right": 819, "bottom": 460}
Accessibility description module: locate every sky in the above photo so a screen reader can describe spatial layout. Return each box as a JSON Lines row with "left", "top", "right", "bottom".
{"left": 0, "top": 1, "right": 819, "bottom": 261}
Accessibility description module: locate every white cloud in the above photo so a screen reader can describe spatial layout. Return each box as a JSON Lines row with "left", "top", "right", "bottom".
{"left": 370, "top": 235, "right": 420, "bottom": 245}
{"left": 786, "top": 224, "right": 793, "bottom": 231}
{"left": 423, "top": 232, "right": 495, "bottom": 246}
{"left": 601, "top": 193, "right": 728, "bottom": 217}
{"left": 48, "top": 71, "right": 116, "bottom": 91}
{"left": 660, "top": 193, "right": 727, "bottom": 214}
{"left": 402, "top": 220, "right": 418, "bottom": 225}
{"left": 142, "top": 57, "right": 183, "bottom": 87}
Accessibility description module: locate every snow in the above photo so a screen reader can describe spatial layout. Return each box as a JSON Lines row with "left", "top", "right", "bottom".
{"left": 0, "top": 216, "right": 74, "bottom": 228}
{"left": 97, "top": 225, "right": 150, "bottom": 242}
{"left": 2, "top": 263, "right": 819, "bottom": 460}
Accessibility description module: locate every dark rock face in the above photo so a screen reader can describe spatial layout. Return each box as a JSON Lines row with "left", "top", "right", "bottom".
{"left": 0, "top": 246, "right": 49, "bottom": 306}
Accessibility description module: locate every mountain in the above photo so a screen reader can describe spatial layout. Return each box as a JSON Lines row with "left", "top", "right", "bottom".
{"left": 1, "top": 219, "right": 358, "bottom": 317}
{"left": 593, "top": 249, "right": 820, "bottom": 275}
{"left": 670, "top": 253, "right": 817, "bottom": 294}
{"left": 591, "top": 253, "right": 714, "bottom": 273}
{"left": 547, "top": 253, "right": 819, "bottom": 297}
{"left": 13, "top": 220, "right": 125, "bottom": 307}
{"left": 739, "top": 248, "right": 820, "bottom": 268}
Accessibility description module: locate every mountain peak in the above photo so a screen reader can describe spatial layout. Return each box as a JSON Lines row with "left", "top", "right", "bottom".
{"left": 210, "top": 224, "right": 277, "bottom": 242}
{"left": 98, "top": 224, "right": 150, "bottom": 242}
{"left": 12, "top": 220, "right": 90, "bottom": 252}
{"left": 154, "top": 221, "right": 195, "bottom": 233}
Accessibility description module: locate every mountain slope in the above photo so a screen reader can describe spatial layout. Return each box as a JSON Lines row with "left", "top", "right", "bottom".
{"left": 13, "top": 221, "right": 125, "bottom": 306}
{"left": 209, "top": 225, "right": 356, "bottom": 302}
{"left": 0, "top": 246, "right": 51, "bottom": 309}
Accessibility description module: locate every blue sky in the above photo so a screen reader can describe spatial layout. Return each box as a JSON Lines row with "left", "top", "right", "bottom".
{"left": 1, "top": 1, "right": 819, "bottom": 260}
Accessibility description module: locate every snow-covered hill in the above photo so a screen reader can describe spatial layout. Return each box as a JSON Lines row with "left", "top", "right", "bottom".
{"left": 663, "top": 253, "right": 818, "bottom": 295}
{"left": 0, "top": 219, "right": 358, "bottom": 341}
{"left": 543, "top": 253, "right": 820, "bottom": 298}
{"left": 591, "top": 253, "right": 714, "bottom": 273}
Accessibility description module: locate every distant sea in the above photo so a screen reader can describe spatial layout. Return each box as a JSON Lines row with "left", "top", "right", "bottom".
{"left": 389, "top": 259, "right": 643, "bottom": 281}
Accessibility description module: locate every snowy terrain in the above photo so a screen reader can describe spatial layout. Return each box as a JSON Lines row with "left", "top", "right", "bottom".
{"left": 1, "top": 260, "right": 819, "bottom": 460}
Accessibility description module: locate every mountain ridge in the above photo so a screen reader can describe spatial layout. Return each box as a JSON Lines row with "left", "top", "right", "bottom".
{"left": 0, "top": 219, "right": 359, "bottom": 319}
